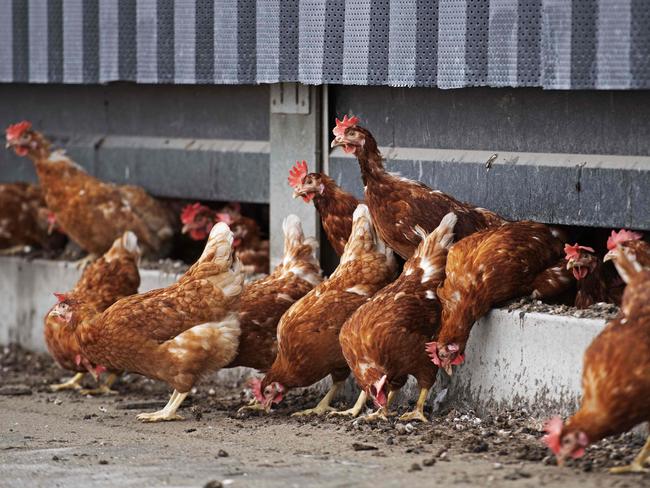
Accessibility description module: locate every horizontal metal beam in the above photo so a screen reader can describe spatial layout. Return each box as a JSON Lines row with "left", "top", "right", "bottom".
{"left": 1, "top": 135, "right": 270, "bottom": 204}
{"left": 330, "top": 147, "right": 650, "bottom": 231}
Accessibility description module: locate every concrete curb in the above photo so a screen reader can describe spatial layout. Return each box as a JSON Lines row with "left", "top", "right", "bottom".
{"left": 0, "top": 257, "right": 606, "bottom": 412}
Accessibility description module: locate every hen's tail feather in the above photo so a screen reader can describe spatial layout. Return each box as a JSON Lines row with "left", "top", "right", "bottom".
{"left": 410, "top": 212, "right": 457, "bottom": 284}
{"left": 281, "top": 214, "right": 320, "bottom": 269}
{"left": 104, "top": 231, "right": 141, "bottom": 262}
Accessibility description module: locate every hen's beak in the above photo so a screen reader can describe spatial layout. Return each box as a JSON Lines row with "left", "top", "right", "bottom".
{"left": 603, "top": 250, "right": 616, "bottom": 262}
{"left": 331, "top": 136, "right": 345, "bottom": 148}
{"left": 5, "top": 141, "right": 13, "bottom": 149}
{"left": 292, "top": 187, "right": 304, "bottom": 199}
{"left": 444, "top": 364, "right": 453, "bottom": 376}
{"left": 181, "top": 224, "right": 191, "bottom": 234}
{"left": 566, "top": 260, "right": 576, "bottom": 270}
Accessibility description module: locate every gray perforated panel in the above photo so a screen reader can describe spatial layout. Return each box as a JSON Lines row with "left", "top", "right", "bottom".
{"left": 0, "top": 0, "right": 647, "bottom": 89}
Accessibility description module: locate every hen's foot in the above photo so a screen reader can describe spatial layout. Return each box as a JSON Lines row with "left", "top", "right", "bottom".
{"left": 359, "top": 409, "right": 393, "bottom": 423}
{"left": 49, "top": 373, "right": 84, "bottom": 392}
{"left": 609, "top": 463, "right": 648, "bottom": 475}
{"left": 136, "top": 411, "right": 184, "bottom": 423}
{"left": 328, "top": 391, "right": 368, "bottom": 419}
{"left": 399, "top": 410, "right": 429, "bottom": 423}
{"left": 237, "top": 402, "right": 270, "bottom": 414}
{"left": 137, "top": 390, "right": 188, "bottom": 423}
{"left": 79, "top": 385, "right": 118, "bottom": 396}
{"left": 610, "top": 437, "right": 650, "bottom": 474}
{"left": 291, "top": 405, "right": 336, "bottom": 417}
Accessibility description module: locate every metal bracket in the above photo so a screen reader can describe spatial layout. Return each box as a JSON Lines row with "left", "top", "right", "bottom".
{"left": 270, "top": 83, "right": 310, "bottom": 114}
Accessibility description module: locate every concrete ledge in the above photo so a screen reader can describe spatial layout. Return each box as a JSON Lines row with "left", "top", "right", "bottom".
{"left": 0, "top": 257, "right": 606, "bottom": 412}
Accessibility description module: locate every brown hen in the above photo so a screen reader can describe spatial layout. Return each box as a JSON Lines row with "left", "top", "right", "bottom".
{"left": 338, "top": 213, "right": 457, "bottom": 422}
{"left": 249, "top": 204, "right": 398, "bottom": 415}
{"left": 64, "top": 222, "right": 243, "bottom": 422}
{"left": 0, "top": 182, "right": 64, "bottom": 253}
{"left": 45, "top": 231, "right": 141, "bottom": 394}
{"left": 543, "top": 249, "right": 650, "bottom": 474}
{"left": 330, "top": 116, "right": 504, "bottom": 259}
{"left": 228, "top": 214, "right": 322, "bottom": 373}
{"left": 427, "top": 221, "right": 565, "bottom": 374}
{"left": 5, "top": 121, "right": 174, "bottom": 260}
{"left": 288, "top": 160, "right": 360, "bottom": 256}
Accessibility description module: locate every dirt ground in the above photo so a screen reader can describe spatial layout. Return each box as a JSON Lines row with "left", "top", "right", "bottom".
{"left": 0, "top": 346, "right": 647, "bottom": 488}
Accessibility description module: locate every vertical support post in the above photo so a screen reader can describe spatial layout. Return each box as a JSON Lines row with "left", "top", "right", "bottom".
{"left": 269, "top": 83, "right": 322, "bottom": 267}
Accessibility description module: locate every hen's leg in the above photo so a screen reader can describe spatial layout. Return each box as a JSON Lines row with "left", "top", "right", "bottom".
{"left": 136, "top": 390, "right": 188, "bottom": 422}
{"left": 329, "top": 391, "right": 368, "bottom": 418}
{"left": 609, "top": 435, "right": 650, "bottom": 474}
{"left": 79, "top": 373, "right": 119, "bottom": 395}
{"left": 359, "top": 390, "right": 397, "bottom": 423}
{"left": 291, "top": 381, "right": 344, "bottom": 417}
{"left": 49, "top": 372, "right": 84, "bottom": 392}
{"left": 398, "top": 387, "right": 430, "bottom": 423}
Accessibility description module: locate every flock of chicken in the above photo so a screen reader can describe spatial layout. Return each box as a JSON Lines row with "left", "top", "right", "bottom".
{"left": 3, "top": 118, "right": 649, "bottom": 474}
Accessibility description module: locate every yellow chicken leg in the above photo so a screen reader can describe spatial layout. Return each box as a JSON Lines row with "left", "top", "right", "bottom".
{"left": 609, "top": 435, "right": 650, "bottom": 474}
{"left": 292, "top": 381, "right": 345, "bottom": 417}
{"left": 49, "top": 372, "right": 85, "bottom": 392}
{"left": 237, "top": 400, "right": 271, "bottom": 414}
{"left": 359, "top": 390, "right": 397, "bottom": 423}
{"left": 136, "top": 390, "right": 188, "bottom": 422}
{"left": 399, "top": 387, "right": 430, "bottom": 423}
{"left": 329, "top": 391, "right": 368, "bottom": 418}
{"left": 79, "top": 373, "right": 119, "bottom": 396}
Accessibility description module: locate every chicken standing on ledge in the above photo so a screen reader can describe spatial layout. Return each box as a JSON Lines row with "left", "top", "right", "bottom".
{"left": 5, "top": 121, "right": 174, "bottom": 264}
{"left": 330, "top": 115, "right": 504, "bottom": 259}
{"left": 288, "top": 160, "right": 360, "bottom": 256}
{"left": 228, "top": 214, "right": 322, "bottom": 377}
{"left": 543, "top": 248, "right": 650, "bottom": 474}
{"left": 45, "top": 231, "right": 141, "bottom": 394}
{"left": 181, "top": 202, "right": 269, "bottom": 274}
{"left": 0, "top": 182, "right": 65, "bottom": 253}
{"left": 338, "top": 213, "right": 457, "bottom": 422}
{"left": 427, "top": 221, "right": 566, "bottom": 375}
{"left": 246, "top": 204, "right": 398, "bottom": 416}
{"left": 57, "top": 223, "right": 243, "bottom": 422}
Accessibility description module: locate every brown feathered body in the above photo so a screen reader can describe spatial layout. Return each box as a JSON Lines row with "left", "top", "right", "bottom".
{"left": 227, "top": 215, "right": 322, "bottom": 371}
{"left": 20, "top": 131, "right": 174, "bottom": 257}
{"left": 0, "top": 182, "right": 63, "bottom": 250}
{"left": 332, "top": 125, "right": 504, "bottom": 259}
{"left": 73, "top": 223, "right": 243, "bottom": 393}
{"left": 44, "top": 232, "right": 141, "bottom": 372}
{"left": 294, "top": 173, "right": 360, "bottom": 256}
{"left": 434, "top": 221, "right": 565, "bottom": 364}
{"left": 261, "top": 205, "right": 398, "bottom": 392}
{"left": 340, "top": 213, "right": 457, "bottom": 400}
{"left": 560, "top": 269, "right": 650, "bottom": 448}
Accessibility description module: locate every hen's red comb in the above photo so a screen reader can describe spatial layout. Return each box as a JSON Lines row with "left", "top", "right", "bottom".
{"left": 425, "top": 341, "right": 441, "bottom": 366}
{"left": 542, "top": 416, "right": 563, "bottom": 454}
{"left": 607, "top": 229, "right": 642, "bottom": 251}
{"left": 287, "top": 160, "right": 309, "bottom": 188}
{"left": 333, "top": 115, "right": 359, "bottom": 137}
{"left": 6, "top": 121, "right": 31, "bottom": 141}
{"left": 54, "top": 292, "right": 68, "bottom": 303}
{"left": 564, "top": 243, "right": 595, "bottom": 261}
{"left": 180, "top": 203, "right": 210, "bottom": 225}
